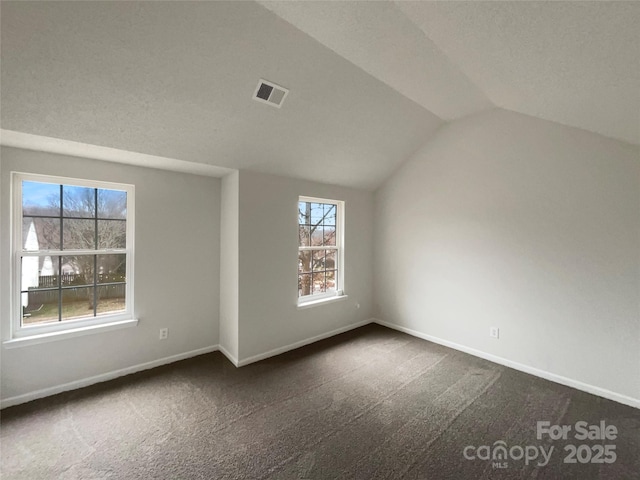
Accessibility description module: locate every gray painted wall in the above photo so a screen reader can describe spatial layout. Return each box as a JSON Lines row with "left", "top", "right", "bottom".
{"left": 219, "top": 171, "right": 239, "bottom": 361}
{"left": 0, "top": 147, "right": 221, "bottom": 401}
{"left": 237, "top": 170, "right": 374, "bottom": 361}
{"left": 4, "top": 109, "right": 637, "bottom": 408}
{"left": 374, "top": 109, "right": 640, "bottom": 403}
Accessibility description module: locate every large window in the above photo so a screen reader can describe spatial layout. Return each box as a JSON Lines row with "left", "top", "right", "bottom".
{"left": 298, "top": 196, "right": 344, "bottom": 303}
{"left": 13, "top": 173, "right": 134, "bottom": 337}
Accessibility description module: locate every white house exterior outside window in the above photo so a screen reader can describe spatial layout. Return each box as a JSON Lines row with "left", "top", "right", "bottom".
{"left": 298, "top": 196, "right": 344, "bottom": 304}
{"left": 12, "top": 173, "right": 134, "bottom": 339}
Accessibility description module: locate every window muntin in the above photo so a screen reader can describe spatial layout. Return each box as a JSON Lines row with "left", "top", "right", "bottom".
{"left": 298, "top": 197, "right": 343, "bottom": 302}
{"left": 14, "top": 174, "right": 134, "bottom": 336}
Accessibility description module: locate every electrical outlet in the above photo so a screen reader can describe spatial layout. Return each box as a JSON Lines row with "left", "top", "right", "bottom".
{"left": 159, "top": 328, "right": 169, "bottom": 340}
{"left": 489, "top": 327, "right": 499, "bottom": 339}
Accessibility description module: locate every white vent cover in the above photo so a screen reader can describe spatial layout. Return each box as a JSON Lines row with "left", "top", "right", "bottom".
{"left": 253, "top": 79, "right": 289, "bottom": 108}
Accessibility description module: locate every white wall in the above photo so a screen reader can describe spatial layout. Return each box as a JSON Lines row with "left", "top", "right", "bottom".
{"left": 237, "top": 170, "right": 374, "bottom": 362}
{"left": 375, "top": 109, "right": 640, "bottom": 404}
{"left": 0, "top": 146, "right": 221, "bottom": 402}
{"left": 219, "top": 171, "right": 239, "bottom": 361}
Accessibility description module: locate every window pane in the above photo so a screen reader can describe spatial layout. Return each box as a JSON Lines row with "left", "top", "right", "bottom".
{"left": 61, "top": 255, "right": 95, "bottom": 286}
{"left": 312, "top": 250, "right": 326, "bottom": 271}
{"left": 21, "top": 255, "right": 60, "bottom": 325}
{"left": 96, "top": 284, "right": 126, "bottom": 315}
{"left": 298, "top": 250, "right": 312, "bottom": 274}
{"left": 298, "top": 202, "right": 310, "bottom": 226}
{"left": 310, "top": 226, "right": 323, "bottom": 246}
{"left": 98, "top": 189, "right": 127, "bottom": 219}
{"left": 61, "top": 286, "right": 95, "bottom": 321}
{"left": 310, "top": 203, "right": 324, "bottom": 225}
{"left": 62, "top": 185, "right": 95, "bottom": 218}
{"left": 22, "top": 181, "right": 60, "bottom": 216}
{"left": 325, "top": 269, "right": 337, "bottom": 292}
{"left": 98, "top": 220, "right": 126, "bottom": 249}
{"left": 97, "top": 254, "right": 126, "bottom": 283}
{"left": 23, "top": 217, "right": 60, "bottom": 251}
{"left": 37, "top": 255, "right": 60, "bottom": 288}
{"left": 325, "top": 250, "right": 337, "bottom": 271}
{"left": 298, "top": 273, "right": 312, "bottom": 297}
{"left": 22, "top": 296, "right": 59, "bottom": 325}
{"left": 323, "top": 204, "right": 336, "bottom": 226}
{"left": 312, "top": 272, "right": 326, "bottom": 294}
{"left": 21, "top": 255, "right": 59, "bottom": 290}
{"left": 63, "top": 219, "right": 96, "bottom": 250}
{"left": 298, "top": 225, "right": 310, "bottom": 247}
{"left": 323, "top": 226, "right": 336, "bottom": 246}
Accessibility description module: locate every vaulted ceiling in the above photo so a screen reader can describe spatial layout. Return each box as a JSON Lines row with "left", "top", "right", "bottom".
{"left": 2, "top": 1, "right": 638, "bottom": 189}
{"left": 262, "top": 1, "right": 640, "bottom": 145}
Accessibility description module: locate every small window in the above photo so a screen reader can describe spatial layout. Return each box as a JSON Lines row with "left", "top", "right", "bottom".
{"left": 298, "top": 196, "right": 344, "bottom": 303}
{"left": 13, "top": 173, "right": 134, "bottom": 338}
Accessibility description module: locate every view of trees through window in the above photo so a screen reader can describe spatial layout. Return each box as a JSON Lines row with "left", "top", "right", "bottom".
{"left": 298, "top": 200, "right": 338, "bottom": 298}
{"left": 20, "top": 180, "right": 128, "bottom": 325}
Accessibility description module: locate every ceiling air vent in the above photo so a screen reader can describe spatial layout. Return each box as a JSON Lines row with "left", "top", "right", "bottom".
{"left": 253, "top": 79, "right": 289, "bottom": 108}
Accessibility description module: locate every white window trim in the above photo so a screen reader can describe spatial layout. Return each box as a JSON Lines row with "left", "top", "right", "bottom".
{"left": 3, "top": 319, "right": 139, "bottom": 349}
{"left": 297, "top": 294, "right": 349, "bottom": 310}
{"left": 297, "top": 195, "right": 345, "bottom": 307}
{"left": 8, "top": 172, "right": 136, "bottom": 341}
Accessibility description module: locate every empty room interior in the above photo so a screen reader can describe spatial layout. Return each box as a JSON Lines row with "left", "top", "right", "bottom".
{"left": 1, "top": 1, "right": 639, "bottom": 479}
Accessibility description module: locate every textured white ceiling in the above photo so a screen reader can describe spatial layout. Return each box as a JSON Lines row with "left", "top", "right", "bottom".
{"left": 0, "top": 1, "right": 441, "bottom": 189}
{"left": 397, "top": 1, "right": 640, "bottom": 145}
{"left": 258, "top": 1, "right": 492, "bottom": 121}
{"left": 1, "top": 1, "right": 638, "bottom": 191}
{"left": 266, "top": 1, "right": 639, "bottom": 145}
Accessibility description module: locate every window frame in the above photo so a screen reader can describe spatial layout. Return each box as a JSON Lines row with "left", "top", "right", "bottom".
{"left": 297, "top": 195, "right": 345, "bottom": 305}
{"left": 11, "top": 172, "right": 135, "bottom": 339}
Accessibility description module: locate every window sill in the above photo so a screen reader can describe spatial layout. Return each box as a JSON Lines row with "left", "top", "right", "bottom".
{"left": 297, "top": 294, "right": 348, "bottom": 310}
{"left": 3, "top": 318, "right": 139, "bottom": 349}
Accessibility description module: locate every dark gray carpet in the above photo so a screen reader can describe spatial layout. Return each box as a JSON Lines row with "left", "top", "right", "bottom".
{"left": 1, "top": 324, "right": 639, "bottom": 479}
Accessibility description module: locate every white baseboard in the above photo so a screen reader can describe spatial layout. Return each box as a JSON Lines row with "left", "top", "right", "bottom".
{"left": 237, "top": 318, "right": 374, "bottom": 367}
{"left": 217, "top": 344, "right": 239, "bottom": 367}
{"left": 374, "top": 319, "right": 640, "bottom": 410}
{"left": 1, "top": 345, "right": 219, "bottom": 409}
{"left": 1, "top": 320, "right": 375, "bottom": 408}
{"left": 10, "top": 319, "right": 632, "bottom": 411}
